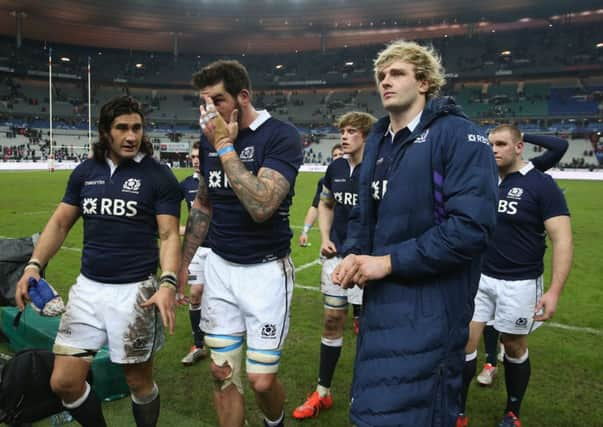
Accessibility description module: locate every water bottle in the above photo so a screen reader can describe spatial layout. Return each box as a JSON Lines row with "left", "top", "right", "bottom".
{"left": 50, "top": 410, "right": 73, "bottom": 425}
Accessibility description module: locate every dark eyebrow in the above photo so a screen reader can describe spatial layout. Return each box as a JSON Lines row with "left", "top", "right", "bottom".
{"left": 114, "top": 123, "right": 142, "bottom": 130}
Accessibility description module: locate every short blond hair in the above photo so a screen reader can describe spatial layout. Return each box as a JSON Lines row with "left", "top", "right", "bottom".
{"left": 489, "top": 124, "right": 522, "bottom": 143}
{"left": 335, "top": 111, "right": 377, "bottom": 137}
{"left": 374, "top": 40, "right": 446, "bottom": 99}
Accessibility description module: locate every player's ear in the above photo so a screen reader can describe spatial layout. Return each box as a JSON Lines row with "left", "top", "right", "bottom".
{"left": 237, "top": 89, "right": 251, "bottom": 107}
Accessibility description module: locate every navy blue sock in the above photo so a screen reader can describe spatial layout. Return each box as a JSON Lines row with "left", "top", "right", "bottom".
{"left": 504, "top": 354, "right": 530, "bottom": 416}
{"left": 483, "top": 325, "right": 500, "bottom": 366}
{"left": 317, "top": 337, "right": 342, "bottom": 389}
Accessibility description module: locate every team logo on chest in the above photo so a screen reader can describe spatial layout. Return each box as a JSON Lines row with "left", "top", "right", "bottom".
{"left": 122, "top": 178, "right": 142, "bottom": 194}
{"left": 240, "top": 146, "right": 255, "bottom": 161}
{"left": 507, "top": 187, "right": 523, "bottom": 200}
{"left": 414, "top": 129, "right": 429, "bottom": 144}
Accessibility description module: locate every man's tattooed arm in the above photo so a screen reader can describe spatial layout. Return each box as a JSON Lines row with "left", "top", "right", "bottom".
{"left": 181, "top": 178, "right": 212, "bottom": 269}
{"left": 220, "top": 153, "right": 291, "bottom": 223}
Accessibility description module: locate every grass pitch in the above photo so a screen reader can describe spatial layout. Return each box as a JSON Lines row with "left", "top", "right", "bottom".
{"left": 0, "top": 170, "right": 601, "bottom": 426}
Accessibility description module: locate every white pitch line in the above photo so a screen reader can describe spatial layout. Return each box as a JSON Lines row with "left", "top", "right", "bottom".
{"left": 547, "top": 321, "right": 603, "bottom": 336}
{"left": 295, "top": 258, "right": 321, "bottom": 272}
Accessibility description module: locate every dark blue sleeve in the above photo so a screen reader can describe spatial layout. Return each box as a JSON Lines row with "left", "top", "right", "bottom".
{"left": 311, "top": 177, "right": 324, "bottom": 208}
{"left": 390, "top": 119, "right": 499, "bottom": 279}
{"left": 262, "top": 124, "right": 303, "bottom": 186}
{"left": 154, "top": 164, "right": 182, "bottom": 218}
{"left": 323, "top": 164, "right": 334, "bottom": 193}
{"left": 525, "top": 134, "right": 568, "bottom": 172}
{"left": 61, "top": 163, "right": 85, "bottom": 206}
{"left": 539, "top": 174, "right": 570, "bottom": 220}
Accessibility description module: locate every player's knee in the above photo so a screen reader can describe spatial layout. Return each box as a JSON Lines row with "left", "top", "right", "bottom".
{"left": 205, "top": 334, "right": 244, "bottom": 394}
{"left": 501, "top": 335, "right": 526, "bottom": 359}
{"left": 247, "top": 372, "right": 277, "bottom": 394}
{"left": 50, "top": 371, "right": 83, "bottom": 398}
{"left": 190, "top": 285, "right": 203, "bottom": 304}
{"left": 323, "top": 309, "right": 345, "bottom": 336}
{"left": 246, "top": 348, "right": 280, "bottom": 392}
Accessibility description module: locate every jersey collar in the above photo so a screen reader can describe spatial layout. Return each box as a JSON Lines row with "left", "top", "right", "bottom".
{"left": 106, "top": 152, "right": 145, "bottom": 176}
{"left": 385, "top": 110, "right": 422, "bottom": 138}
{"left": 519, "top": 161, "right": 534, "bottom": 175}
{"left": 249, "top": 110, "right": 271, "bottom": 131}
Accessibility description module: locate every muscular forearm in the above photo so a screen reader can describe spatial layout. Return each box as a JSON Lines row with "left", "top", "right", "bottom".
{"left": 302, "top": 207, "right": 318, "bottom": 230}
{"left": 219, "top": 150, "right": 289, "bottom": 223}
{"left": 181, "top": 207, "right": 211, "bottom": 268}
{"left": 548, "top": 236, "right": 573, "bottom": 296}
{"left": 160, "top": 230, "right": 182, "bottom": 275}
{"left": 318, "top": 201, "right": 335, "bottom": 244}
{"left": 32, "top": 205, "right": 78, "bottom": 265}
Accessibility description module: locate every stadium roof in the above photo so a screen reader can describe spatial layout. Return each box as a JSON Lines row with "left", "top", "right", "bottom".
{"left": 0, "top": 0, "right": 602, "bottom": 54}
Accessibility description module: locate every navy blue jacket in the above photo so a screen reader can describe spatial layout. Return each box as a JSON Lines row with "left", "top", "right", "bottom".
{"left": 343, "top": 98, "right": 498, "bottom": 427}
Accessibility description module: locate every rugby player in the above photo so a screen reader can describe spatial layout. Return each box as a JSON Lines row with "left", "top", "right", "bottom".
{"left": 178, "top": 60, "right": 302, "bottom": 427}
{"left": 15, "top": 96, "right": 182, "bottom": 427}
{"left": 458, "top": 124, "right": 573, "bottom": 427}
{"left": 476, "top": 131, "right": 569, "bottom": 387}
{"left": 293, "top": 112, "right": 375, "bottom": 420}
{"left": 179, "top": 142, "right": 209, "bottom": 366}
{"left": 332, "top": 40, "right": 498, "bottom": 427}
{"left": 298, "top": 144, "right": 344, "bottom": 248}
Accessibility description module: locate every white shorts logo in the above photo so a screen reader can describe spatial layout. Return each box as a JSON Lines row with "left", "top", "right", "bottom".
{"left": 261, "top": 323, "right": 277, "bottom": 339}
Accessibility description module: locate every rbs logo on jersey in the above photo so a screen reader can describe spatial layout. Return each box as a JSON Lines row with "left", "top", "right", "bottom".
{"left": 334, "top": 191, "right": 358, "bottom": 206}
{"left": 82, "top": 197, "right": 138, "bottom": 217}
{"left": 498, "top": 199, "right": 518, "bottom": 215}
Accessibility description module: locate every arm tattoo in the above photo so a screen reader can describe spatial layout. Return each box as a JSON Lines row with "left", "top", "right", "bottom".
{"left": 319, "top": 185, "right": 335, "bottom": 208}
{"left": 181, "top": 179, "right": 212, "bottom": 266}
{"left": 220, "top": 156, "right": 291, "bottom": 223}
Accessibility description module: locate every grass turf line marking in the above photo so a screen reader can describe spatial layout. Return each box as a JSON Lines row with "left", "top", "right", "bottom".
{"left": 295, "top": 258, "right": 321, "bottom": 272}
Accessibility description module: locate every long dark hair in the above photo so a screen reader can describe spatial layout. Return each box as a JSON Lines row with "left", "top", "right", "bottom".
{"left": 92, "top": 96, "right": 153, "bottom": 161}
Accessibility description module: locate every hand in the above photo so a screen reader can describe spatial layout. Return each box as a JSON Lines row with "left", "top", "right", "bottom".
{"left": 141, "top": 286, "right": 176, "bottom": 335}
{"left": 199, "top": 96, "right": 239, "bottom": 151}
{"left": 15, "top": 269, "right": 40, "bottom": 311}
{"left": 533, "top": 290, "right": 560, "bottom": 321}
{"left": 332, "top": 254, "right": 392, "bottom": 288}
{"left": 298, "top": 233, "right": 309, "bottom": 247}
{"left": 320, "top": 239, "right": 337, "bottom": 258}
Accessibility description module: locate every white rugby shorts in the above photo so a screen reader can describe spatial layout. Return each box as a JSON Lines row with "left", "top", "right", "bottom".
{"left": 188, "top": 246, "right": 211, "bottom": 286}
{"left": 472, "top": 273, "right": 544, "bottom": 335}
{"left": 54, "top": 274, "right": 164, "bottom": 363}
{"left": 200, "top": 250, "right": 294, "bottom": 351}
{"left": 321, "top": 256, "right": 363, "bottom": 306}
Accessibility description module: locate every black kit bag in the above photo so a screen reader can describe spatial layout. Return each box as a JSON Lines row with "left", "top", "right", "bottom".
{"left": 0, "top": 349, "right": 63, "bottom": 423}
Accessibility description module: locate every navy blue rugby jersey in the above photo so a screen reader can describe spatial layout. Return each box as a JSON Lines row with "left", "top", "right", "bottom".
{"left": 180, "top": 173, "right": 200, "bottom": 210}
{"left": 482, "top": 163, "right": 569, "bottom": 280}
{"left": 371, "top": 122, "right": 415, "bottom": 206}
{"left": 311, "top": 177, "right": 324, "bottom": 209}
{"left": 62, "top": 154, "right": 181, "bottom": 283}
{"left": 200, "top": 111, "right": 303, "bottom": 264}
{"left": 323, "top": 157, "right": 362, "bottom": 251}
